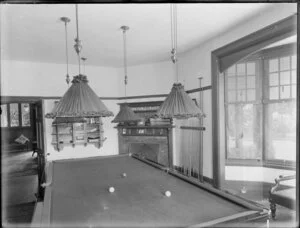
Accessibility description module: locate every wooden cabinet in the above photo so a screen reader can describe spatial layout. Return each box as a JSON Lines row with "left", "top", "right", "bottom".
{"left": 51, "top": 117, "right": 105, "bottom": 151}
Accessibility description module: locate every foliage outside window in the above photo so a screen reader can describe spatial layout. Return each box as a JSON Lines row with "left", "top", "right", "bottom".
{"left": 265, "top": 54, "right": 297, "bottom": 162}
{"left": 225, "top": 43, "right": 296, "bottom": 168}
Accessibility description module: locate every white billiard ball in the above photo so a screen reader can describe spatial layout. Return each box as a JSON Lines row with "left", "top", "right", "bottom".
{"left": 109, "top": 187, "right": 115, "bottom": 193}
{"left": 122, "top": 173, "right": 127, "bottom": 178}
{"left": 165, "top": 190, "right": 171, "bottom": 197}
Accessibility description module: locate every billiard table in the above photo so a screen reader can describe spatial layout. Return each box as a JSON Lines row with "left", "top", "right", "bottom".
{"left": 33, "top": 154, "right": 269, "bottom": 227}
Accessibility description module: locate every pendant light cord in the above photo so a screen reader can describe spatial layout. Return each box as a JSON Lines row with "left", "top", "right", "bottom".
{"left": 170, "top": 4, "right": 178, "bottom": 82}
{"left": 64, "top": 21, "right": 69, "bottom": 79}
{"left": 61, "top": 16, "right": 70, "bottom": 86}
{"left": 75, "top": 4, "right": 81, "bottom": 75}
{"left": 75, "top": 5, "right": 80, "bottom": 42}
{"left": 122, "top": 27, "right": 129, "bottom": 100}
{"left": 82, "top": 58, "right": 86, "bottom": 74}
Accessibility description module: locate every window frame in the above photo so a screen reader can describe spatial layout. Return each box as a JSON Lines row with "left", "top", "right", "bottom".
{"left": 1, "top": 102, "right": 32, "bottom": 129}
{"left": 225, "top": 43, "right": 297, "bottom": 170}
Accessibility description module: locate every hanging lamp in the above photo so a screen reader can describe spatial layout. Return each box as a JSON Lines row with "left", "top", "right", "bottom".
{"left": 156, "top": 4, "right": 204, "bottom": 119}
{"left": 112, "top": 26, "right": 141, "bottom": 123}
{"left": 46, "top": 5, "right": 113, "bottom": 119}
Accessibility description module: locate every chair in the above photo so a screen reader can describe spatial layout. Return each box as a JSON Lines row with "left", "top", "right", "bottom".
{"left": 269, "top": 174, "right": 296, "bottom": 219}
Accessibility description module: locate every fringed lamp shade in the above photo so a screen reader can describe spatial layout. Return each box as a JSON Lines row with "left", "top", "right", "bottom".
{"left": 112, "top": 103, "right": 141, "bottom": 123}
{"left": 52, "top": 117, "right": 86, "bottom": 124}
{"left": 45, "top": 75, "right": 114, "bottom": 118}
{"left": 156, "top": 83, "right": 204, "bottom": 119}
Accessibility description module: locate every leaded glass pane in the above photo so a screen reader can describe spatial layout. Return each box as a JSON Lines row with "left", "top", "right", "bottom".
{"left": 269, "top": 59, "right": 278, "bottom": 72}
{"left": 10, "top": 103, "right": 19, "bottom": 127}
{"left": 21, "top": 103, "right": 30, "bottom": 126}
{"left": 237, "top": 63, "right": 246, "bottom": 75}
{"left": 227, "top": 91, "right": 236, "bottom": 102}
{"left": 246, "top": 62, "right": 255, "bottom": 75}
{"left": 269, "top": 73, "right": 279, "bottom": 86}
{"left": 291, "top": 70, "right": 296, "bottom": 84}
{"left": 280, "top": 56, "right": 290, "bottom": 71}
{"left": 1, "top": 105, "right": 8, "bottom": 127}
{"left": 292, "top": 85, "right": 297, "bottom": 98}
{"left": 237, "top": 90, "right": 246, "bottom": 101}
{"left": 227, "top": 65, "right": 236, "bottom": 76}
{"left": 280, "top": 71, "right": 290, "bottom": 85}
{"left": 247, "top": 76, "right": 255, "bottom": 89}
{"left": 227, "top": 77, "right": 236, "bottom": 90}
{"left": 237, "top": 77, "right": 246, "bottom": 89}
{"left": 247, "top": 89, "right": 256, "bottom": 101}
{"left": 291, "top": 55, "right": 296, "bottom": 69}
{"left": 280, "top": 85, "right": 291, "bottom": 99}
{"left": 269, "top": 87, "right": 279, "bottom": 100}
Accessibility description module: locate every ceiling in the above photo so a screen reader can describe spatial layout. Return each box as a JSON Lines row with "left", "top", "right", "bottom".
{"left": 1, "top": 3, "right": 274, "bottom": 67}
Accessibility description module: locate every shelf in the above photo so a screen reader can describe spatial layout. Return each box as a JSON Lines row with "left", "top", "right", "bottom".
{"left": 88, "top": 133, "right": 100, "bottom": 136}
{"left": 51, "top": 141, "right": 100, "bottom": 145}
{"left": 51, "top": 118, "right": 104, "bottom": 151}
{"left": 115, "top": 125, "right": 174, "bottom": 129}
{"left": 121, "top": 134, "right": 167, "bottom": 137}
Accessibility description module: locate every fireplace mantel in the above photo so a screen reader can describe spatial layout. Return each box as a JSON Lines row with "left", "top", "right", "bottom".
{"left": 115, "top": 101, "right": 173, "bottom": 168}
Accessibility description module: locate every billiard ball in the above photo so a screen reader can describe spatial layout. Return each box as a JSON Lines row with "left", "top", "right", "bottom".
{"left": 165, "top": 190, "right": 171, "bottom": 197}
{"left": 109, "top": 187, "right": 115, "bottom": 193}
{"left": 122, "top": 173, "right": 127, "bottom": 177}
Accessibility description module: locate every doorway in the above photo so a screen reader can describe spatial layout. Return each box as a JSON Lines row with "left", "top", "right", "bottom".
{"left": 1, "top": 97, "right": 45, "bottom": 225}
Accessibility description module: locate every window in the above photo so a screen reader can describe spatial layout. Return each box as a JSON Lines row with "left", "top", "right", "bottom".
{"left": 225, "top": 43, "right": 296, "bottom": 168}
{"left": 267, "top": 55, "right": 297, "bottom": 100}
{"left": 1, "top": 103, "right": 31, "bottom": 128}
{"left": 264, "top": 53, "right": 297, "bottom": 163}
{"left": 1, "top": 105, "right": 8, "bottom": 127}
{"left": 10, "top": 103, "right": 20, "bottom": 127}
{"left": 226, "top": 62, "right": 257, "bottom": 103}
{"left": 21, "top": 103, "right": 31, "bottom": 126}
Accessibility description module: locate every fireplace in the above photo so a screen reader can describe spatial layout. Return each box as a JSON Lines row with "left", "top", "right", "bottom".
{"left": 115, "top": 101, "right": 173, "bottom": 168}
{"left": 118, "top": 133, "right": 171, "bottom": 167}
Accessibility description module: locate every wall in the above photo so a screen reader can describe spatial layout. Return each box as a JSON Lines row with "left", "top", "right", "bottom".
{"left": 178, "top": 3, "right": 297, "bottom": 180}
{"left": 1, "top": 60, "right": 119, "bottom": 97}
{"left": 1, "top": 60, "right": 175, "bottom": 161}
{"left": 117, "top": 60, "right": 174, "bottom": 96}
{"left": 1, "top": 60, "right": 122, "bottom": 160}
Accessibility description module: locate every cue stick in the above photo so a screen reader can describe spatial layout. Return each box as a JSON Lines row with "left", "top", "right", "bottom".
{"left": 189, "top": 127, "right": 193, "bottom": 177}
{"left": 198, "top": 77, "right": 204, "bottom": 183}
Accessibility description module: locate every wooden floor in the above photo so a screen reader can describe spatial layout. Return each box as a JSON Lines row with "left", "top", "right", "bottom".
{"left": 2, "top": 151, "right": 38, "bottom": 227}
{"left": 259, "top": 200, "right": 297, "bottom": 228}
{"left": 3, "top": 202, "right": 36, "bottom": 226}
{"left": 223, "top": 180, "right": 297, "bottom": 227}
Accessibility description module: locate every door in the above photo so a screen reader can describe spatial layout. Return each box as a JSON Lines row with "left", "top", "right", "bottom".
{"left": 32, "top": 100, "right": 46, "bottom": 200}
